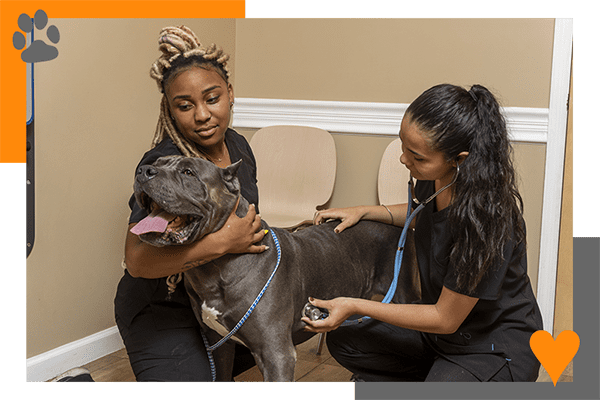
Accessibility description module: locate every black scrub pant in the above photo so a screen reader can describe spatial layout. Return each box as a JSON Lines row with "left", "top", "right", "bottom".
{"left": 326, "top": 319, "right": 515, "bottom": 382}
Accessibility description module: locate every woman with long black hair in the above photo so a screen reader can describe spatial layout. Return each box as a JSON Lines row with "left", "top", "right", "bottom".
{"left": 305, "top": 84, "right": 543, "bottom": 382}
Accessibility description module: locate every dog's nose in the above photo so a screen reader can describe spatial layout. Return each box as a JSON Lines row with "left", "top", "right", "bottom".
{"left": 136, "top": 165, "right": 159, "bottom": 183}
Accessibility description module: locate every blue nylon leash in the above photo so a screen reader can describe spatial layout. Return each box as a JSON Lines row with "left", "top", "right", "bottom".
{"left": 202, "top": 228, "right": 282, "bottom": 381}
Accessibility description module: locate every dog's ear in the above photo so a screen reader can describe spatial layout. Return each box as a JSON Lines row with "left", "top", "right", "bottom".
{"left": 220, "top": 159, "right": 242, "bottom": 193}
{"left": 222, "top": 159, "right": 242, "bottom": 180}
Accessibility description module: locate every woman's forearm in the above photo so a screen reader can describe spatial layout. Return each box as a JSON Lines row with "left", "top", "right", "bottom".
{"left": 349, "top": 298, "right": 457, "bottom": 335}
{"left": 356, "top": 287, "right": 478, "bottom": 334}
{"left": 361, "top": 203, "right": 410, "bottom": 227}
{"left": 304, "top": 287, "right": 478, "bottom": 335}
{"left": 124, "top": 226, "right": 227, "bottom": 279}
{"left": 124, "top": 204, "right": 266, "bottom": 279}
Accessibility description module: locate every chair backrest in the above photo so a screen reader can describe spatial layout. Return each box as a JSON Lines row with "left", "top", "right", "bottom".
{"left": 378, "top": 138, "right": 410, "bottom": 205}
{"left": 250, "top": 125, "right": 336, "bottom": 228}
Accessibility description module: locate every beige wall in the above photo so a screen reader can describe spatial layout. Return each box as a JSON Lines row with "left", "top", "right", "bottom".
{"left": 28, "top": 18, "right": 565, "bottom": 360}
{"left": 234, "top": 19, "right": 554, "bottom": 106}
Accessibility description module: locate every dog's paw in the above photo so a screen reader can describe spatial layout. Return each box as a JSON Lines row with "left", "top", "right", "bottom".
{"left": 13, "top": 10, "right": 59, "bottom": 63}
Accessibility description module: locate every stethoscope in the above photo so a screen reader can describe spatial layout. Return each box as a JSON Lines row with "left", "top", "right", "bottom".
{"left": 408, "top": 163, "right": 460, "bottom": 208}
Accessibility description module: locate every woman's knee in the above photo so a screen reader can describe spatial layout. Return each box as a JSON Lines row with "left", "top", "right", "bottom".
{"left": 325, "top": 326, "right": 359, "bottom": 360}
{"left": 116, "top": 309, "right": 211, "bottom": 381}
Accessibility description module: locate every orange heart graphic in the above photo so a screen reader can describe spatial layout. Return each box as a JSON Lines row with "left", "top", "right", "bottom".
{"left": 529, "top": 330, "right": 579, "bottom": 386}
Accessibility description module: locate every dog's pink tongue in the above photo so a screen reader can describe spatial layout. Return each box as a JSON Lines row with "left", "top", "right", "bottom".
{"left": 130, "top": 210, "right": 172, "bottom": 235}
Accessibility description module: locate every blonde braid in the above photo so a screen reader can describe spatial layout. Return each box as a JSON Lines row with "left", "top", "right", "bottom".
{"left": 151, "top": 96, "right": 204, "bottom": 158}
{"left": 166, "top": 272, "right": 183, "bottom": 299}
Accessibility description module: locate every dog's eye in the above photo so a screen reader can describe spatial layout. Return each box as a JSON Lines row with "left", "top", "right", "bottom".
{"left": 182, "top": 169, "right": 195, "bottom": 177}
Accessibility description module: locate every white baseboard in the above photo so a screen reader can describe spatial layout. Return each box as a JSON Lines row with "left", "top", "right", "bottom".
{"left": 26, "top": 325, "right": 124, "bottom": 382}
{"left": 232, "top": 98, "right": 549, "bottom": 143}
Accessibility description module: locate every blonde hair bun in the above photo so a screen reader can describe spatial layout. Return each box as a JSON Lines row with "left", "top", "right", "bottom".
{"left": 150, "top": 25, "right": 230, "bottom": 91}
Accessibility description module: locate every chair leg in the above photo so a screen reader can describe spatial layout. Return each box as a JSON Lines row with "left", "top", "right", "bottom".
{"left": 316, "top": 332, "right": 326, "bottom": 355}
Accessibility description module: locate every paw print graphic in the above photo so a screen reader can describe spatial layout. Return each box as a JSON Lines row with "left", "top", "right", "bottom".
{"left": 13, "top": 10, "right": 60, "bottom": 63}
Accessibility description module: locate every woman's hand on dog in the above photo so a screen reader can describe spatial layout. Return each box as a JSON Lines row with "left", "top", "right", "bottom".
{"left": 216, "top": 200, "right": 268, "bottom": 255}
{"left": 313, "top": 207, "right": 366, "bottom": 234}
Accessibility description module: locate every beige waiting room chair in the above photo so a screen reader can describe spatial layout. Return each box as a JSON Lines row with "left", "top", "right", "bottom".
{"left": 249, "top": 125, "right": 337, "bottom": 230}
{"left": 378, "top": 138, "right": 410, "bottom": 205}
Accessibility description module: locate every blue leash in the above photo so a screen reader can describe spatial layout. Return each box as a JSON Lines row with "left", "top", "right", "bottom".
{"left": 201, "top": 229, "right": 282, "bottom": 381}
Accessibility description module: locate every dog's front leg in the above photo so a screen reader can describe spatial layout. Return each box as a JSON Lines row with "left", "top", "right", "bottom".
{"left": 253, "top": 341, "right": 297, "bottom": 382}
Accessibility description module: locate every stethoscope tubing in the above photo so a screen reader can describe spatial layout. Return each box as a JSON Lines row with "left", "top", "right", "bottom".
{"left": 410, "top": 163, "right": 460, "bottom": 207}
{"left": 341, "top": 165, "right": 459, "bottom": 326}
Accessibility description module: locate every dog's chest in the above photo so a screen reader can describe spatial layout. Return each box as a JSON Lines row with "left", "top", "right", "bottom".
{"left": 201, "top": 301, "right": 247, "bottom": 346}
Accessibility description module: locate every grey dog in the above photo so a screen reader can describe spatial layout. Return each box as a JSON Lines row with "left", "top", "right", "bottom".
{"left": 132, "top": 155, "right": 419, "bottom": 381}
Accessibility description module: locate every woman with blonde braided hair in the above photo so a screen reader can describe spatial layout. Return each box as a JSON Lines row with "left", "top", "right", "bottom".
{"left": 114, "top": 25, "right": 267, "bottom": 382}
